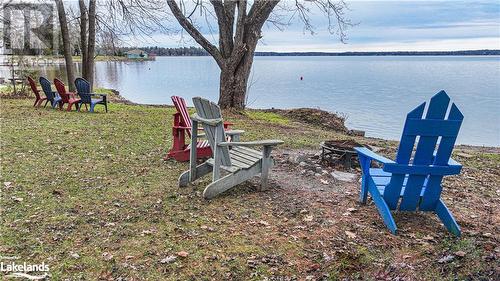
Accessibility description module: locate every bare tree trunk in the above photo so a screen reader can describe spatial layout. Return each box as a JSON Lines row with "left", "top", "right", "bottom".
{"left": 218, "top": 36, "right": 258, "bottom": 109}
{"left": 86, "top": 0, "right": 96, "bottom": 90}
{"left": 55, "top": 0, "right": 76, "bottom": 91}
{"left": 168, "top": 0, "right": 279, "bottom": 110}
{"left": 78, "top": 0, "right": 88, "bottom": 80}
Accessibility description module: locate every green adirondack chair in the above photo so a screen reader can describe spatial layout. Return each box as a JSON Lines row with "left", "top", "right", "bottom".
{"left": 178, "top": 97, "right": 284, "bottom": 199}
{"left": 355, "top": 90, "right": 464, "bottom": 236}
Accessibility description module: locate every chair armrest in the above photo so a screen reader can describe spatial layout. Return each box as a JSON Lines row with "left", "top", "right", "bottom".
{"left": 191, "top": 113, "right": 223, "bottom": 126}
{"left": 383, "top": 163, "right": 462, "bottom": 175}
{"left": 225, "top": 130, "right": 245, "bottom": 136}
{"left": 218, "top": 139, "right": 284, "bottom": 147}
{"left": 354, "top": 147, "right": 395, "bottom": 165}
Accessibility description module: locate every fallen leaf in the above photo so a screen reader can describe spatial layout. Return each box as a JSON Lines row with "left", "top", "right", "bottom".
{"left": 345, "top": 231, "right": 357, "bottom": 239}
{"left": 102, "top": 252, "right": 113, "bottom": 261}
{"left": 259, "top": 220, "right": 270, "bottom": 226}
{"left": 320, "top": 179, "right": 329, "bottom": 185}
{"left": 160, "top": 255, "right": 177, "bottom": 264}
{"left": 303, "top": 215, "right": 314, "bottom": 222}
{"left": 438, "top": 255, "right": 454, "bottom": 263}
{"left": 3, "top": 182, "right": 12, "bottom": 187}
{"left": 176, "top": 251, "right": 189, "bottom": 258}
{"left": 454, "top": 251, "right": 466, "bottom": 257}
{"left": 347, "top": 207, "right": 358, "bottom": 212}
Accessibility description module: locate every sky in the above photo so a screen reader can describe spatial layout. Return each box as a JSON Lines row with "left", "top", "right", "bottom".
{"left": 133, "top": 0, "right": 500, "bottom": 52}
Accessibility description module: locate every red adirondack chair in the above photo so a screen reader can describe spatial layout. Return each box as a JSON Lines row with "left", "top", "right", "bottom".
{"left": 27, "top": 76, "right": 46, "bottom": 107}
{"left": 54, "top": 78, "right": 81, "bottom": 111}
{"left": 165, "top": 96, "right": 233, "bottom": 161}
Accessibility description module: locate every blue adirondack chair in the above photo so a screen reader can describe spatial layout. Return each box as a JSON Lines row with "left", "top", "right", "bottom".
{"left": 74, "top": 78, "right": 108, "bottom": 113}
{"left": 355, "top": 90, "right": 464, "bottom": 236}
{"left": 39, "top": 77, "right": 62, "bottom": 108}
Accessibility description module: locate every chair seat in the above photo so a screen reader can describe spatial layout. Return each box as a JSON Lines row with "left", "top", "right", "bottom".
{"left": 90, "top": 98, "right": 103, "bottom": 104}
{"left": 207, "top": 146, "right": 262, "bottom": 172}
{"left": 370, "top": 168, "right": 428, "bottom": 197}
{"left": 69, "top": 98, "right": 81, "bottom": 103}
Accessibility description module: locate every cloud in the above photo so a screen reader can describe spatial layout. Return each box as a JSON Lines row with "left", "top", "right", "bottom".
{"left": 125, "top": 0, "right": 500, "bottom": 52}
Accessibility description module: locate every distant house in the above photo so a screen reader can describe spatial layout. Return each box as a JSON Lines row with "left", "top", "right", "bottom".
{"left": 125, "top": 49, "right": 148, "bottom": 59}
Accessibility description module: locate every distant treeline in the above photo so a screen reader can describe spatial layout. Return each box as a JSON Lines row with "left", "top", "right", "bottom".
{"left": 119, "top": 47, "right": 500, "bottom": 56}
{"left": 118, "top": 46, "right": 208, "bottom": 56}
{"left": 255, "top": 50, "right": 500, "bottom": 56}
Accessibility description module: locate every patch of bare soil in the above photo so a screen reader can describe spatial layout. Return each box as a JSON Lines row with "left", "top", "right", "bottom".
{"left": 244, "top": 147, "right": 500, "bottom": 280}
{"left": 267, "top": 108, "right": 349, "bottom": 133}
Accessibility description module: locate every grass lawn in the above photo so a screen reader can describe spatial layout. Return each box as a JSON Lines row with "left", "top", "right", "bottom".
{"left": 1, "top": 98, "right": 498, "bottom": 280}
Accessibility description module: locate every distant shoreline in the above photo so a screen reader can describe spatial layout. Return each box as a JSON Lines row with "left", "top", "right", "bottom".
{"left": 254, "top": 50, "right": 500, "bottom": 56}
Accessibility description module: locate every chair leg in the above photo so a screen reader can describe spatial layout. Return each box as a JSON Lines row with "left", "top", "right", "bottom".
{"left": 368, "top": 181, "right": 398, "bottom": 234}
{"left": 44, "top": 100, "right": 49, "bottom": 108}
{"left": 105, "top": 102, "right": 108, "bottom": 113}
{"left": 33, "top": 98, "right": 39, "bottom": 107}
{"left": 178, "top": 162, "right": 212, "bottom": 187}
{"left": 90, "top": 103, "right": 96, "bottom": 113}
{"left": 203, "top": 164, "right": 261, "bottom": 200}
{"left": 358, "top": 155, "right": 370, "bottom": 204}
{"left": 67, "top": 103, "right": 73, "bottom": 111}
{"left": 260, "top": 146, "right": 273, "bottom": 191}
{"left": 435, "top": 199, "right": 461, "bottom": 237}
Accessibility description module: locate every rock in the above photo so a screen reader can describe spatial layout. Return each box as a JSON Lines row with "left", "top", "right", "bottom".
{"left": 346, "top": 207, "right": 357, "bottom": 213}
{"left": 291, "top": 155, "right": 308, "bottom": 163}
{"left": 482, "top": 233, "right": 493, "bottom": 238}
{"left": 299, "top": 161, "right": 308, "bottom": 167}
{"left": 70, "top": 252, "right": 80, "bottom": 259}
{"left": 314, "top": 173, "right": 321, "bottom": 177}
{"left": 3, "top": 182, "right": 12, "bottom": 187}
{"left": 438, "top": 255, "right": 454, "bottom": 263}
{"left": 331, "top": 170, "right": 356, "bottom": 182}
{"left": 320, "top": 179, "right": 329, "bottom": 185}
{"left": 349, "top": 129, "right": 365, "bottom": 136}
{"left": 160, "top": 255, "right": 177, "bottom": 264}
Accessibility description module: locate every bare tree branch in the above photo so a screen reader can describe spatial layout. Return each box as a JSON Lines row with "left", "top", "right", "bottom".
{"left": 167, "top": 0, "right": 223, "bottom": 67}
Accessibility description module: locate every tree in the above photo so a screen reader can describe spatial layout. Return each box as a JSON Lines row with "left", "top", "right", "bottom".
{"left": 78, "top": 0, "right": 97, "bottom": 90}
{"left": 55, "top": 0, "right": 76, "bottom": 91}
{"left": 166, "top": 0, "right": 351, "bottom": 109}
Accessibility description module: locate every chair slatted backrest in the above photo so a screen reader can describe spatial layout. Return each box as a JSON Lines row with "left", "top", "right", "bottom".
{"left": 192, "top": 97, "right": 231, "bottom": 166}
{"left": 171, "top": 96, "right": 193, "bottom": 137}
{"left": 54, "top": 78, "right": 70, "bottom": 103}
{"left": 384, "top": 90, "right": 463, "bottom": 211}
{"left": 75, "top": 78, "right": 91, "bottom": 103}
{"left": 39, "top": 77, "right": 55, "bottom": 100}
{"left": 27, "top": 76, "right": 41, "bottom": 100}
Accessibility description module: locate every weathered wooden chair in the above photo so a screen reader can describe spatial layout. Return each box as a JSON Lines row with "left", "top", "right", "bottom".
{"left": 178, "top": 97, "right": 284, "bottom": 199}
{"left": 165, "top": 95, "right": 232, "bottom": 161}
{"left": 355, "top": 90, "right": 464, "bottom": 236}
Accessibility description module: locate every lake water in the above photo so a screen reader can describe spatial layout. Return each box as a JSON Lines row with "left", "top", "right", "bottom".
{"left": 4, "top": 56, "right": 499, "bottom": 146}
